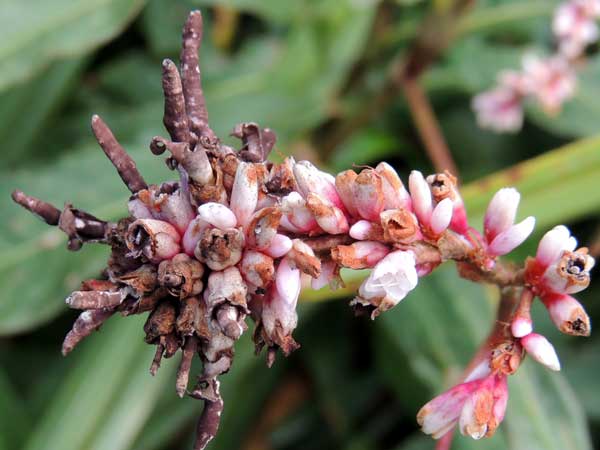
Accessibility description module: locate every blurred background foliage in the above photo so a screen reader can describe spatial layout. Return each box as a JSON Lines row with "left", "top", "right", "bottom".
{"left": 0, "top": 0, "right": 599, "bottom": 449}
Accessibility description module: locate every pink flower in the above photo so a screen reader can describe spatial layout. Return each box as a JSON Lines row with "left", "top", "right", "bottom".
{"left": 521, "top": 333, "right": 561, "bottom": 371}
{"left": 293, "top": 160, "right": 344, "bottom": 210}
{"left": 522, "top": 54, "right": 577, "bottom": 114}
{"left": 353, "top": 250, "right": 418, "bottom": 318}
{"left": 230, "top": 162, "right": 259, "bottom": 227}
{"left": 418, "top": 374, "right": 508, "bottom": 440}
{"left": 472, "top": 85, "right": 524, "bottom": 133}
{"left": 376, "top": 162, "right": 411, "bottom": 211}
{"left": 409, "top": 171, "right": 454, "bottom": 236}
{"left": 484, "top": 188, "right": 535, "bottom": 256}
{"left": 553, "top": 0, "right": 600, "bottom": 58}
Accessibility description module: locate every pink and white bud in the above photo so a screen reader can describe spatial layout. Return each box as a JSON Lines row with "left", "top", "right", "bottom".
{"left": 487, "top": 216, "right": 535, "bottom": 257}
{"left": 430, "top": 198, "right": 454, "bottom": 235}
{"left": 484, "top": 188, "right": 521, "bottom": 243}
{"left": 353, "top": 250, "right": 418, "bottom": 318}
{"left": 274, "top": 257, "right": 302, "bottom": 307}
{"left": 126, "top": 219, "right": 181, "bottom": 263}
{"left": 352, "top": 169, "right": 385, "bottom": 222}
{"left": 522, "top": 54, "right": 576, "bottom": 114}
{"left": 409, "top": 170, "right": 432, "bottom": 224}
{"left": 511, "top": 316, "right": 533, "bottom": 338}
{"left": 197, "top": 202, "right": 237, "bottom": 230}
{"left": 263, "top": 233, "right": 293, "bottom": 258}
{"left": 138, "top": 187, "right": 195, "bottom": 234}
{"left": 542, "top": 248, "right": 595, "bottom": 294}
{"left": 331, "top": 241, "right": 390, "bottom": 269}
{"left": 230, "top": 162, "right": 259, "bottom": 227}
{"left": 287, "top": 239, "right": 321, "bottom": 278}
{"left": 426, "top": 172, "right": 468, "bottom": 235}
{"left": 311, "top": 260, "right": 339, "bottom": 290}
{"left": 535, "top": 225, "right": 578, "bottom": 269}
{"left": 335, "top": 170, "right": 359, "bottom": 217}
{"left": 472, "top": 85, "right": 524, "bottom": 133}
{"left": 521, "top": 333, "right": 561, "bottom": 371}
{"left": 305, "top": 193, "right": 349, "bottom": 235}
{"left": 246, "top": 207, "right": 282, "bottom": 251}
{"left": 280, "top": 191, "right": 319, "bottom": 233}
{"left": 293, "top": 160, "right": 343, "bottom": 209}
{"left": 376, "top": 162, "right": 411, "bottom": 210}
{"left": 181, "top": 216, "right": 209, "bottom": 255}
{"left": 541, "top": 292, "right": 591, "bottom": 336}
{"left": 239, "top": 250, "right": 275, "bottom": 290}
{"left": 349, "top": 220, "right": 382, "bottom": 240}
{"left": 128, "top": 198, "right": 153, "bottom": 219}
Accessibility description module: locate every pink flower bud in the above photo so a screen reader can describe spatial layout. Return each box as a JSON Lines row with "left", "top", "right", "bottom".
{"left": 138, "top": 186, "right": 195, "bottom": 234}
{"left": 408, "top": 170, "right": 432, "bottom": 224}
{"left": 487, "top": 216, "right": 535, "bottom": 256}
{"left": 335, "top": 170, "right": 359, "bottom": 217}
{"left": 288, "top": 239, "right": 321, "bottom": 278}
{"left": 246, "top": 207, "right": 282, "bottom": 250}
{"left": 275, "top": 257, "right": 302, "bottom": 307}
{"left": 230, "top": 162, "right": 258, "bottom": 227}
{"left": 522, "top": 54, "right": 576, "bottom": 114}
{"left": 511, "top": 316, "right": 533, "bottom": 338}
{"left": 196, "top": 202, "right": 237, "bottom": 230}
{"left": 126, "top": 219, "right": 181, "bottom": 263}
{"left": 305, "top": 193, "right": 349, "bottom": 235}
{"left": 181, "top": 216, "right": 209, "bottom": 255}
{"left": 280, "top": 191, "right": 319, "bottom": 233}
{"left": 263, "top": 233, "right": 293, "bottom": 258}
{"left": 331, "top": 241, "right": 390, "bottom": 269}
{"left": 293, "top": 160, "right": 343, "bottom": 209}
{"left": 352, "top": 169, "right": 385, "bottom": 221}
{"left": 521, "top": 333, "right": 561, "bottom": 371}
{"left": 535, "top": 225, "right": 577, "bottom": 269}
{"left": 553, "top": 0, "right": 599, "bottom": 58}
{"left": 430, "top": 198, "right": 453, "bottom": 235}
{"left": 128, "top": 198, "right": 153, "bottom": 219}
{"left": 376, "top": 162, "right": 411, "bottom": 210}
{"left": 426, "top": 172, "right": 468, "bottom": 235}
{"left": 484, "top": 188, "right": 520, "bottom": 243}
{"left": 349, "top": 220, "right": 379, "bottom": 240}
{"left": 311, "top": 260, "right": 339, "bottom": 290}
{"left": 541, "top": 292, "right": 591, "bottom": 336}
{"left": 239, "top": 250, "right": 275, "bottom": 290}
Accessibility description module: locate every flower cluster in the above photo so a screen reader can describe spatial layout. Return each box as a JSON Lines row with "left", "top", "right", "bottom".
{"left": 472, "top": 0, "right": 599, "bottom": 133}
{"left": 11, "top": 11, "right": 594, "bottom": 450}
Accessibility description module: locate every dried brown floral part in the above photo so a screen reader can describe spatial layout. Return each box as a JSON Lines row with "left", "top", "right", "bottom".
{"left": 380, "top": 209, "right": 420, "bottom": 244}
{"left": 287, "top": 239, "right": 321, "bottom": 277}
{"left": 176, "top": 336, "right": 198, "bottom": 397}
{"left": 305, "top": 193, "right": 349, "bottom": 235}
{"left": 137, "top": 184, "right": 195, "bottom": 234}
{"left": 58, "top": 204, "right": 113, "bottom": 251}
{"left": 91, "top": 115, "right": 147, "bottom": 193}
{"left": 149, "top": 331, "right": 181, "bottom": 376}
{"left": 144, "top": 301, "right": 177, "bottom": 343}
{"left": 116, "top": 264, "right": 158, "bottom": 296}
{"left": 246, "top": 207, "right": 282, "bottom": 250}
{"left": 62, "top": 309, "right": 115, "bottom": 356}
{"left": 353, "top": 168, "right": 385, "bottom": 222}
{"left": 192, "top": 378, "right": 224, "bottom": 450}
{"left": 553, "top": 248, "right": 593, "bottom": 292}
{"left": 427, "top": 170, "right": 458, "bottom": 203}
{"left": 232, "top": 122, "right": 277, "bottom": 162}
{"left": 489, "top": 340, "right": 523, "bottom": 375}
{"left": 331, "top": 241, "right": 389, "bottom": 270}
{"left": 126, "top": 219, "right": 181, "bottom": 263}
{"left": 176, "top": 296, "right": 203, "bottom": 336}
{"left": 204, "top": 267, "right": 249, "bottom": 315}
{"left": 266, "top": 158, "right": 296, "bottom": 194}
{"left": 65, "top": 290, "right": 124, "bottom": 310}
{"left": 11, "top": 190, "right": 61, "bottom": 225}
{"left": 151, "top": 136, "right": 215, "bottom": 186}
{"left": 161, "top": 58, "right": 190, "bottom": 143}
{"left": 158, "top": 253, "right": 204, "bottom": 298}
{"left": 181, "top": 11, "right": 217, "bottom": 146}
{"left": 195, "top": 227, "right": 244, "bottom": 271}
{"left": 188, "top": 162, "right": 227, "bottom": 205}
{"left": 118, "top": 287, "right": 169, "bottom": 316}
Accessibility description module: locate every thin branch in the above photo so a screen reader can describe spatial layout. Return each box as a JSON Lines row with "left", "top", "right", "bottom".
{"left": 162, "top": 59, "right": 191, "bottom": 143}
{"left": 11, "top": 190, "right": 61, "bottom": 225}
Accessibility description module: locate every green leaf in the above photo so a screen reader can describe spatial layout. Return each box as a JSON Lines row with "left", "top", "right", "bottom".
{"left": 461, "top": 135, "right": 600, "bottom": 229}
{"left": 375, "top": 265, "right": 592, "bottom": 450}
{"left": 0, "top": 0, "right": 146, "bottom": 92}
{"left": 23, "top": 315, "right": 170, "bottom": 450}
{"left": 0, "top": 368, "right": 31, "bottom": 450}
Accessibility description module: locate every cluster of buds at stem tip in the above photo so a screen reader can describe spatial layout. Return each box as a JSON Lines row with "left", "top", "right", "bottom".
{"left": 472, "top": 0, "right": 594, "bottom": 133}
{"left": 10, "top": 10, "right": 594, "bottom": 450}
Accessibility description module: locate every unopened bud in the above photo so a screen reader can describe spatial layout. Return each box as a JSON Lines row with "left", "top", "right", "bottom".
{"left": 230, "top": 162, "right": 259, "bottom": 227}
{"left": 541, "top": 293, "right": 591, "bottom": 336}
{"left": 352, "top": 169, "right": 385, "bottom": 222}
{"left": 287, "top": 239, "right": 321, "bottom": 277}
{"left": 195, "top": 227, "right": 244, "bottom": 271}
{"left": 263, "top": 233, "right": 293, "bottom": 258}
{"left": 521, "top": 333, "right": 561, "bottom": 371}
{"left": 196, "top": 202, "right": 237, "bottom": 230}
{"left": 246, "top": 207, "right": 282, "bottom": 250}
{"left": 331, "top": 241, "right": 389, "bottom": 269}
{"left": 376, "top": 162, "right": 411, "bottom": 210}
{"left": 280, "top": 191, "right": 318, "bottom": 233}
{"left": 305, "top": 193, "right": 349, "bottom": 235}
{"left": 335, "top": 170, "right": 359, "bottom": 217}
{"left": 204, "top": 267, "right": 249, "bottom": 313}
{"left": 239, "top": 250, "right": 275, "bottom": 289}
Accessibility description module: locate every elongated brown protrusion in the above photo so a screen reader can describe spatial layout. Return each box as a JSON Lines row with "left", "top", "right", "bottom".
{"left": 65, "top": 290, "right": 124, "bottom": 310}
{"left": 11, "top": 190, "right": 61, "bottom": 225}
{"left": 62, "top": 309, "right": 115, "bottom": 356}
{"left": 193, "top": 379, "right": 224, "bottom": 450}
{"left": 180, "top": 11, "right": 216, "bottom": 145}
{"left": 91, "top": 115, "right": 148, "bottom": 193}
{"left": 176, "top": 336, "right": 198, "bottom": 397}
{"left": 162, "top": 59, "right": 190, "bottom": 143}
